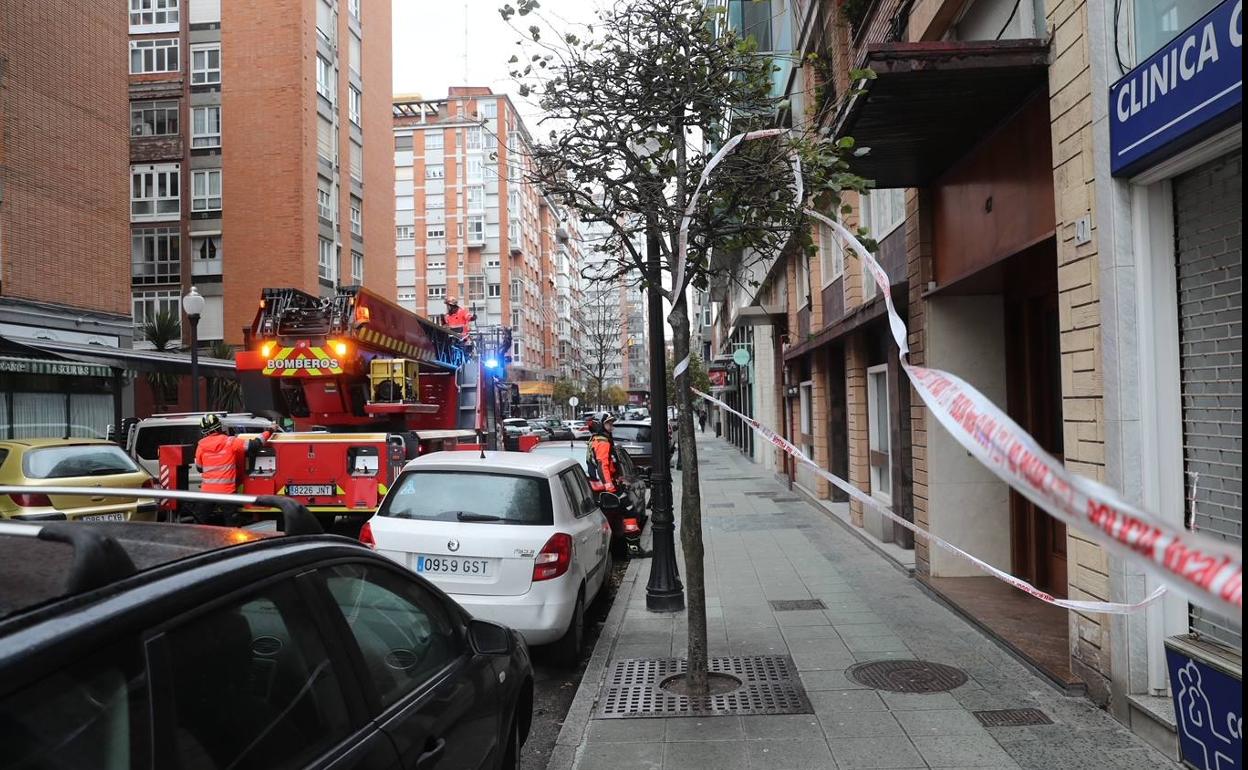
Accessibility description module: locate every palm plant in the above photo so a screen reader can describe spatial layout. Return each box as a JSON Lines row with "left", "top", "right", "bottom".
{"left": 205, "top": 341, "right": 243, "bottom": 411}
{"left": 142, "top": 310, "right": 181, "bottom": 411}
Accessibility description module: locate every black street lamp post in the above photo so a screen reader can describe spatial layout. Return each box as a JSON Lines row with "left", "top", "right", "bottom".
{"left": 182, "top": 287, "right": 205, "bottom": 413}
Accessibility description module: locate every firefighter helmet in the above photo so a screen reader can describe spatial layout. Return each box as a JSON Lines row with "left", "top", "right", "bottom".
{"left": 199, "top": 413, "right": 224, "bottom": 435}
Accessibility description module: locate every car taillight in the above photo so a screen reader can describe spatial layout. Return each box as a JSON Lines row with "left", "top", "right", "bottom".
{"left": 359, "top": 521, "right": 376, "bottom": 549}
{"left": 533, "top": 532, "right": 572, "bottom": 581}
{"left": 10, "top": 493, "right": 52, "bottom": 507}
{"left": 623, "top": 517, "right": 641, "bottom": 534}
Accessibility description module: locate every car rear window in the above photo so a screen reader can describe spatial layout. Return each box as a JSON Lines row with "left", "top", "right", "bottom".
{"left": 378, "top": 471, "right": 553, "bottom": 525}
{"left": 23, "top": 445, "right": 141, "bottom": 479}
{"left": 613, "top": 425, "right": 652, "bottom": 442}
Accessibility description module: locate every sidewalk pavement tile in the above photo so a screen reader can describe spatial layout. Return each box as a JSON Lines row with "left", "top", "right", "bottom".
{"left": 792, "top": 648, "right": 858, "bottom": 670}
{"left": 740, "top": 714, "right": 824, "bottom": 739}
{"left": 842, "top": 635, "right": 910, "bottom": 653}
{"left": 894, "top": 708, "right": 992, "bottom": 737}
{"left": 664, "top": 716, "right": 744, "bottom": 742}
{"left": 781, "top": 625, "right": 844, "bottom": 641}
{"left": 819, "top": 709, "right": 906, "bottom": 738}
{"left": 911, "top": 735, "right": 1022, "bottom": 768}
{"left": 809, "top": 689, "right": 887, "bottom": 713}
{"left": 826, "top": 737, "right": 925, "bottom": 768}
{"left": 877, "top": 691, "right": 962, "bottom": 710}
{"left": 664, "top": 740, "right": 750, "bottom": 770}
{"left": 823, "top": 609, "right": 883, "bottom": 625}
{"left": 745, "top": 738, "right": 836, "bottom": 769}
{"left": 586, "top": 718, "right": 666, "bottom": 744}
{"left": 831, "top": 623, "right": 896, "bottom": 638}
{"left": 798, "top": 669, "right": 868, "bottom": 691}
{"left": 775, "top": 609, "right": 834, "bottom": 627}
{"left": 576, "top": 742, "right": 663, "bottom": 770}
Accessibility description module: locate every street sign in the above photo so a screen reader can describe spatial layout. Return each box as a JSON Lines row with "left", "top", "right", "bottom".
{"left": 732, "top": 348, "right": 751, "bottom": 366}
{"left": 568, "top": 396, "right": 580, "bottom": 407}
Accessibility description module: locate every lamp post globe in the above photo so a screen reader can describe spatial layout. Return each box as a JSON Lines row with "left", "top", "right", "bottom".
{"left": 182, "top": 287, "right": 205, "bottom": 413}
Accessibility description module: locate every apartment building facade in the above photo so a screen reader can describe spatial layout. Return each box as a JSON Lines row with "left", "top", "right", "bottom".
{"left": 394, "top": 88, "right": 582, "bottom": 387}
{"left": 707, "top": 0, "right": 1240, "bottom": 755}
{"left": 0, "top": 0, "right": 133, "bottom": 439}
{"left": 128, "top": 0, "right": 394, "bottom": 351}
{"left": 579, "top": 222, "right": 650, "bottom": 397}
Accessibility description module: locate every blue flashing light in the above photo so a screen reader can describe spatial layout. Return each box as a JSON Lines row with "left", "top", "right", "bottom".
{"left": 484, "top": 357, "right": 501, "bottom": 370}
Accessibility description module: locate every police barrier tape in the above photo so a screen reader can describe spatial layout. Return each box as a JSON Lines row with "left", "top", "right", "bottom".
{"left": 672, "top": 132, "right": 1241, "bottom": 617}
{"left": 695, "top": 388, "right": 1164, "bottom": 614}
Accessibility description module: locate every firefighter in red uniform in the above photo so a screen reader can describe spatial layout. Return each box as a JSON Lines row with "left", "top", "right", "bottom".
{"left": 585, "top": 412, "right": 619, "bottom": 493}
{"left": 444, "top": 296, "right": 476, "bottom": 340}
{"left": 193, "top": 413, "right": 273, "bottom": 525}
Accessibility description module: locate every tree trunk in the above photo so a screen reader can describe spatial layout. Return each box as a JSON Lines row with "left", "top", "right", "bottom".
{"left": 668, "top": 294, "right": 708, "bottom": 696}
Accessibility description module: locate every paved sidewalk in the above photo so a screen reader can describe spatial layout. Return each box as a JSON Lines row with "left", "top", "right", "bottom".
{"left": 547, "top": 431, "right": 1182, "bottom": 770}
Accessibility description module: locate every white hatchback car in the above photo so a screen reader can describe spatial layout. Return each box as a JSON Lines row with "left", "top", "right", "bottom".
{"left": 361, "top": 451, "right": 612, "bottom": 659}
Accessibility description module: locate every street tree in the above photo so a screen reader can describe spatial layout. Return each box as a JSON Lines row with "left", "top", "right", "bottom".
{"left": 666, "top": 351, "right": 711, "bottom": 402}
{"left": 603, "top": 384, "right": 628, "bottom": 409}
{"left": 551, "top": 378, "right": 584, "bottom": 417}
{"left": 579, "top": 284, "right": 626, "bottom": 408}
{"left": 502, "top": 0, "right": 869, "bottom": 695}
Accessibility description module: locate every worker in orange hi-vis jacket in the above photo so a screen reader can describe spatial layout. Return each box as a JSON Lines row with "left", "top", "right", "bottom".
{"left": 444, "top": 296, "right": 476, "bottom": 340}
{"left": 193, "top": 413, "right": 273, "bottom": 525}
{"left": 585, "top": 412, "right": 619, "bottom": 493}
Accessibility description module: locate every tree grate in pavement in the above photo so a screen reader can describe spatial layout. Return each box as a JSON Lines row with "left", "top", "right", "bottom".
{"left": 769, "top": 599, "right": 828, "bottom": 611}
{"left": 973, "top": 708, "right": 1054, "bottom": 727}
{"left": 597, "top": 655, "right": 811, "bottom": 719}
{"left": 847, "top": 660, "right": 969, "bottom": 693}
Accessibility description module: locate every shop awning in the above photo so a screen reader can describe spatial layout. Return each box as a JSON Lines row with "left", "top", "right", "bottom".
{"left": 834, "top": 40, "right": 1050, "bottom": 188}
{"left": 0, "top": 336, "right": 235, "bottom": 375}
{"left": 0, "top": 355, "right": 112, "bottom": 378}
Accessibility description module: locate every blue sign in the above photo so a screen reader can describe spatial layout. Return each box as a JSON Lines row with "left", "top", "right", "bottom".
{"left": 1165, "top": 642, "right": 1243, "bottom": 770}
{"left": 1109, "top": 0, "right": 1243, "bottom": 176}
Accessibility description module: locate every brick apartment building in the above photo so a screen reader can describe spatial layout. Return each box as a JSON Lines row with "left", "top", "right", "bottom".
{"left": 708, "top": 0, "right": 1240, "bottom": 757}
{"left": 392, "top": 88, "right": 587, "bottom": 396}
{"left": 128, "top": 0, "right": 394, "bottom": 354}
{"left": 0, "top": 0, "right": 134, "bottom": 439}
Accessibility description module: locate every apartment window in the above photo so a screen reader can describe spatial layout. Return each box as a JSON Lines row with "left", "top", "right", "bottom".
{"left": 396, "top": 225, "right": 414, "bottom": 240}
{"left": 796, "top": 250, "right": 811, "bottom": 307}
{"left": 190, "top": 44, "right": 221, "bottom": 86}
{"left": 424, "top": 132, "right": 443, "bottom": 151}
{"left": 426, "top": 225, "right": 446, "bottom": 239}
{"left": 316, "top": 55, "right": 335, "bottom": 101}
{"left": 510, "top": 279, "right": 522, "bottom": 302}
{"left": 509, "top": 219, "right": 520, "bottom": 243}
{"left": 485, "top": 256, "right": 501, "bottom": 268}
{"left": 317, "top": 185, "right": 333, "bottom": 221}
{"left": 131, "top": 100, "right": 179, "bottom": 137}
{"left": 348, "top": 33, "right": 361, "bottom": 74}
{"left": 425, "top": 195, "right": 444, "bottom": 210}
{"left": 466, "top": 126, "right": 484, "bottom": 151}
{"left": 129, "top": 39, "right": 179, "bottom": 74}
{"left": 191, "top": 169, "right": 222, "bottom": 212}
{"left": 466, "top": 157, "right": 484, "bottom": 184}
{"left": 507, "top": 188, "right": 520, "bottom": 212}
{"left": 396, "top": 196, "right": 413, "bottom": 211}
{"left": 481, "top": 101, "right": 498, "bottom": 120}
{"left": 866, "top": 365, "right": 892, "bottom": 502}
{"left": 428, "top": 285, "right": 447, "bottom": 299}
{"left": 467, "top": 215, "right": 486, "bottom": 244}
{"left": 316, "top": 0, "right": 335, "bottom": 43}
{"left": 426, "top": 165, "right": 444, "bottom": 179}
{"left": 427, "top": 254, "right": 446, "bottom": 268}
{"left": 192, "top": 234, "right": 222, "bottom": 276}
{"left": 799, "top": 381, "right": 814, "bottom": 458}
{"left": 349, "top": 141, "right": 363, "bottom": 181}
{"left": 348, "top": 86, "right": 362, "bottom": 125}
{"left": 351, "top": 251, "right": 364, "bottom": 282}
{"left": 132, "top": 289, "right": 181, "bottom": 332}
{"left": 466, "top": 186, "right": 485, "bottom": 211}
{"left": 468, "top": 276, "right": 485, "bottom": 301}
{"left": 317, "top": 115, "right": 334, "bottom": 161}
{"left": 130, "top": 163, "right": 180, "bottom": 221}
{"left": 819, "top": 222, "right": 844, "bottom": 285}
{"left": 130, "top": 0, "right": 179, "bottom": 31}
{"left": 131, "top": 227, "right": 180, "bottom": 284}
{"left": 350, "top": 200, "right": 362, "bottom": 236}
{"left": 348, "top": 0, "right": 361, "bottom": 19}
{"left": 318, "top": 238, "right": 336, "bottom": 282}
{"left": 487, "top": 283, "right": 501, "bottom": 299}
{"left": 191, "top": 106, "right": 221, "bottom": 148}
{"left": 863, "top": 188, "right": 905, "bottom": 240}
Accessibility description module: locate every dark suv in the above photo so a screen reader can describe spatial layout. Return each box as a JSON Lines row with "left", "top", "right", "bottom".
{"left": 0, "top": 517, "right": 532, "bottom": 770}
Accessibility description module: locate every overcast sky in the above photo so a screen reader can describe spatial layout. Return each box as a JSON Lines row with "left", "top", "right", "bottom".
{"left": 391, "top": 0, "right": 601, "bottom": 126}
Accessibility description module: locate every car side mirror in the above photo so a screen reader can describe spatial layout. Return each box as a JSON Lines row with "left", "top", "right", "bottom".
{"left": 598, "top": 491, "right": 621, "bottom": 509}
{"left": 468, "top": 619, "right": 513, "bottom": 656}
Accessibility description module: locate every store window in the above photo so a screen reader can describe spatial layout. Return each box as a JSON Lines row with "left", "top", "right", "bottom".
{"left": 867, "top": 365, "right": 891, "bottom": 502}
{"left": 1132, "top": 0, "right": 1221, "bottom": 63}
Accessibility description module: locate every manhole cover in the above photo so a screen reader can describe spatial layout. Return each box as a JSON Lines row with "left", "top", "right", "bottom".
{"left": 770, "top": 599, "right": 828, "bottom": 611}
{"left": 847, "top": 660, "right": 969, "bottom": 693}
{"left": 598, "top": 656, "right": 811, "bottom": 719}
{"left": 973, "top": 708, "right": 1053, "bottom": 727}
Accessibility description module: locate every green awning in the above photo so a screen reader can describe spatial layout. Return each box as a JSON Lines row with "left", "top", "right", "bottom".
{"left": 0, "top": 355, "right": 112, "bottom": 378}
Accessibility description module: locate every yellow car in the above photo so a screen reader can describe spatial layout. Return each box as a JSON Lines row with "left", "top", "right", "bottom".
{"left": 0, "top": 439, "right": 159, "bottom": 522}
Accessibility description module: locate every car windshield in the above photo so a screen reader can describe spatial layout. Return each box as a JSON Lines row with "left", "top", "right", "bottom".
{"left": 612, "top": 425, "right": 652, "bottom": 443}
{"left": 23, "top": 445, "right": 140, "bottom": 479}
{"left": 378, "top": 470, "right": 553, "bottom": 525}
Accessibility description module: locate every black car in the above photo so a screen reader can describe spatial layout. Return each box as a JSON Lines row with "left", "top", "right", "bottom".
{"left": 528, "top": 442, "right": 649, "bottom": 554}
{"left": 0, "top": 518, "right": 532, "bottom": 770}
{"left": 534, "top": 418, "right": 573, "bottom": 441}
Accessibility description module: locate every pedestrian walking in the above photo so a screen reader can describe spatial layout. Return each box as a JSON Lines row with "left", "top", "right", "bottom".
{"left": 698, "top": 409, "right": 707, "bottom": 433}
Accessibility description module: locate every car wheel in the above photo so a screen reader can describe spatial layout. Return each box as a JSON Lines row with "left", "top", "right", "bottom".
{"left": 549, "top": 587, "right": 584, "bottom": 665}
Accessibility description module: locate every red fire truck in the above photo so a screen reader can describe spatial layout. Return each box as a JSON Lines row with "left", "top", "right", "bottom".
{"left": 161, "top": 286, "right": 514, "bottom": 527}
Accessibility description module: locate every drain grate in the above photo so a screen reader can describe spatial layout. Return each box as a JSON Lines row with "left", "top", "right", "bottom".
{"left": 848, "top": 660, "right": 969, "bottom": 693}
{"left": 598, "top": 655, "right": 811, "bottom": 719}
{"left": 770, "top": 599, "right": 828, "bottom": 611}
{"left": 973, "top": 708, "right": 1053, "bottom": 727}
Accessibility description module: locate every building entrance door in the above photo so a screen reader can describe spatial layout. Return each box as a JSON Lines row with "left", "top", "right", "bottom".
{"left": 1005, "top": 263, "right": 1067, "bottom": 598}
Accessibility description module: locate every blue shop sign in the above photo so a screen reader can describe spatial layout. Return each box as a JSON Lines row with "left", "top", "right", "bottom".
{"left": 1165, "top": 639, "right": 1243, "bottom": 770}
{"left": 1109, "top": 0, "right": 1243, "bottom": 176}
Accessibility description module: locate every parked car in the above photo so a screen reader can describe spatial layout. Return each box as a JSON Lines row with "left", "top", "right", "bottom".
{"left": 611, "top": 421, "right": 671, "bottom": 470}
{"left": 501, "top": 418, "right": 532, "bottom": 438}
{"left": 0, "top": 439, "right": 158, "bottom": 522}
{"left": 125, "top": 411, "right": 277, "bottom": 488}
{"left": 534, "top": 418, "right": 573, "bottom": 441}
{"left": 0, "top": 500, "right": 533, "bottom": 770}
{"left": 529, "top": 441, "right": 649, "bottom": 556}
{"left": 362, "top": 451, "right": 612, "bottom": 660}
{"left": 562, "top": 420, "right": 591, "bottom": 440}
